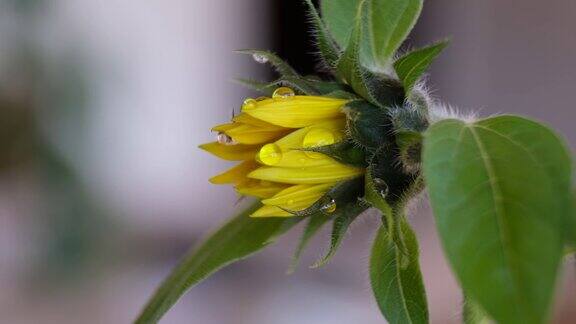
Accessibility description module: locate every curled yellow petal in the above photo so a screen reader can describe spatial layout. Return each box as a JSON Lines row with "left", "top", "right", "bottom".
{"left": 232, "top": 113, "right": 287, "bottom": 130}
{"left": 248, "top": 164, "right": 363, "bottom": 184}
{"left": 209, "top": 160, "right": 259, "bottom": 184}
{"left": 226, "top": 124, "right": 290, "bottom": 145}
{"left": 211, "top": 123, "right": 236, "bottom": 133}
{"left": 236, "top": 179, "right": 289, "bottom": 199}
{"left": 262, "top": 183, "right": 334, "bottom": 206}
{"left": 243, "top": 96, "right": 347, "bottom": 128}
{"left": 274, "top": 119, "right": 345, "bottom": 150}
{"left": 250, "top": 194, "right": 324, "bottom": 218}
{"left": 199, "top": 142, "right": 259, "bottom": 161}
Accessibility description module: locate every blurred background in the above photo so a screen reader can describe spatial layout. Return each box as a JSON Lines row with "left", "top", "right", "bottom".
{"left": 0, "top": 0, "right": 574, "bottom": 323}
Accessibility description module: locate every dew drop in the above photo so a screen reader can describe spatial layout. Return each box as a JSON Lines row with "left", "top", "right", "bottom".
{"left": 373, "top": 178, "right": 389, "bottom": 198}
{"left": 258, "top": 143, "right": 283, "bottom": 166}
{"left": 302, "top": 128, "right": 335, "bottom": 159}
{"left": 252, "top": 53, "right": 269, "bottom": 64}
{"left": 242, "top": 98, "right": 258, "bottom": 110}
{"left": 321, "top": 199, "right": 337, "bottom": 214}
{"left": 216, "top": 133, "right": 234, "bottom": 145}
{"left": 272, "top": 87, "right": 295, "bottom": 100}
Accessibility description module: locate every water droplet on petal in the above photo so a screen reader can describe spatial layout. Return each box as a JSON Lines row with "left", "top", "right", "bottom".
{"left": 373, "top": 178, "right": 389, "bottom": 198}
{"left": 216, "top": 133, "right": 234, "bottom": 145}
{"left": 272, "top": 87, "right": 295, "bottom": 100}
{"left": 258, "top": 143, "right": 283, "bottom": 166}
{"left": 252, "top": 53, "right": 269, "bottom": 64}
{"left": 303, "top": 128, "right": 336, "bottom": 159}
{"left": 321, "top": 199, "right": 337, "bottom": 214}
{"left": 242, "top": 98, "right": 258, "bottom": 110}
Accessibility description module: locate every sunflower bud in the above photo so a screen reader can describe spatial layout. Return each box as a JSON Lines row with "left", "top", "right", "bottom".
{"left": 201, "top": 87, "right": 365, "bottom": 217}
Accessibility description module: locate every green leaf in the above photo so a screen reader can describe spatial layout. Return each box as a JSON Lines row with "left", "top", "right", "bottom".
{"left": 320, "top": 0, "right": 360, "bottom": 48}
{"left": 423, "top": 116, "right": 572, "bottom": 324}
{"left": 394, "top": 40, "right": 449, "bottom": 94}
{"left": 322, "top": 0, "right": 423, "bottom": 69}
{"left": 370, "top": 220, "right": 428, "bottom": 324}
{"left": 312, "top": 202, "right": 367, "bottom": 268}
{"left": 303, "top": 0, "right": 341, "bottom": 67}
{"left": 367, "top": 0, "right": 423, "bottom": 67}
{"left": 288, "top": 214, "right": 331, "bottom": 274}
{"left": 336, "top": 2, "right": 405, "bottom": 107}
{"left": 135, "top": 202, "right": 300, "bottom": 324}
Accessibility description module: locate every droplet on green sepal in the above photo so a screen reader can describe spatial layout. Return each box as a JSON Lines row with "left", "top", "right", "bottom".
{"left": 321, "top": 199, "right": 337, "bottom": 214}
{"left": 373, "top": 178, "right": 389, "bottom": 198}
{"left": 252, "top": 53, "right": 269, "bottom": 64}
{"left": 272, "top": 87, "right": 295, "bottom": 100}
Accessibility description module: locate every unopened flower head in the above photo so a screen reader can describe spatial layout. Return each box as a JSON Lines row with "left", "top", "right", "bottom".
{"left": 200, "top": 87, "right": 364, "bottom": 217}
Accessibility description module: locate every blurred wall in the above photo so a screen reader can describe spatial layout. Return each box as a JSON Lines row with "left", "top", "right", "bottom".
{"left": 0, "top": 1, "right": 574, "bottom": 324}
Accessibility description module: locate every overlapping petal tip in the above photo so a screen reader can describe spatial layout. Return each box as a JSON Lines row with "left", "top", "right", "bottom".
{"left": 251, "top": 194, "right": 325, "bottom": 217}
{"left": 235, "top": 179, "right": 289, "bottom": 199}
{"left": 209, "top": 160, "right": 259, "bottom": 184}
{"left": 199, "top": 142, "right": 260, "bottom": 161}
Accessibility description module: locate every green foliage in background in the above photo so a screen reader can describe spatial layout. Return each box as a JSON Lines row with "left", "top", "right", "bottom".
{"left": 136, "top": 1, "right": 574, "bottom": 323}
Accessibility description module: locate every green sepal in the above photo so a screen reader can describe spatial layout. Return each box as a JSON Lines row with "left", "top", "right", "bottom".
{"left": 287, "top": 214, "right": 332, "bottom": 274}
{"left": 336, "top": 1, "right": 404, "bottom": 107}
{"left": 463, "top": 295, "right": 491, "bottom": 324}
{"left": 394, "top": 40, "right": 450, "bottom": 95}
{"left": 236, "top": 49, "right": 299, "bottom": 77}
{"left": 322, "top": 90, "right": 359, "bottom": 99}
{"left": 299, "top": 139, "right": 367, "bottom": 168}
{"left": 303, "top": 0, "right": 341, "bottom": 68}
{"left": 312, "top": 201, "right": 368, "bottom": 268}
{"left": 298, "top": 77, "right": 352, "bottom": 95}
{"left": 364, "top": 167, "right": 404, "bottom": 254}
{"left": 234, "top": 78, "right": 276, "bottom": 96}
{"left": 135, "top": 201, "right": 301, "bottom": 323}
{"left": 370, "top": 220, "right": 428, "bottom": 324}
{"left": 344, "top": 100, "right": 394, "bottom": 150}
{"left": 389, "top": 105, "right": 429, "bottom": 173}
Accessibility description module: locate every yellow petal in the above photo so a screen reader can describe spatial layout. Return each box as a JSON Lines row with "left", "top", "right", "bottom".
{"left": 232, "top": 113, "right": 286, "bottom": 130}
{"left": 211, "top": 123, "right": 237, "bottom": 133}
{"left": 226, "top": 124, "right": 291, "bottom": 145}
{"left": 236, "top": 179, "right": 289, "bottom": 199}
{"left": 243, "top": 96, "right": 347, "bottom": 128}
{"left": 199, "top": 142, "right": 259, "bottom": 161}
{"left": 262, "top": 183, "right": 334, "bottom": 206}
{"left": 274, "top": 119, "right": 345, "bottom": 150}
{"left": 209, "top": 160, "right": 259, "bottom": 184}
{"left": 250, "top": 194, "right": 323, "bottom": 218}
{"left": 269, "top": 150, "right": 338, "bottom": 168}
{"left": 248, "top": 164, "right": 363, "bottom": 184}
